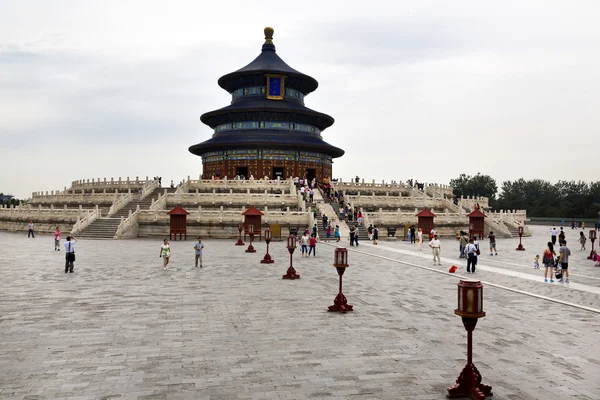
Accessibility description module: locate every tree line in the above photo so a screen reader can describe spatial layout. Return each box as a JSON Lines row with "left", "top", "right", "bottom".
{"left": 450, "top": 174, "right": 600, "bottom": 219}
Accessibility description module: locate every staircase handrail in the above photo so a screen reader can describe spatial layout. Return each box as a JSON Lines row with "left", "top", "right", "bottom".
{"left": 317, "top": 201, "right": 350, "bottom": 240}
{"left": 114, "top": 208, "right": 140, "bottom": 239}
{"left": 71, "top": 207, "right": 102, "bottom": 236}
{"left": 149, "top": 191, "right": 167, "bottom": 211}
{"left": 108, "top": 193, "right": 133, "bottom": 216}
{"left": 141, "top": 180, "right": 160, "bottom": 199}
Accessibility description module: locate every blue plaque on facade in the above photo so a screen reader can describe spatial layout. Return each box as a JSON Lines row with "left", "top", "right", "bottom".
{"left": 266, "top": 74, "right": 285, "bottom": 100}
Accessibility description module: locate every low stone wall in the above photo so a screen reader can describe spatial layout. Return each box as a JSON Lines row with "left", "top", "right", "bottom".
{"left": 0, "top": 216, "right": 76, "bottom": 235}
{"left": 138, "top": 221, "right": 300, "bottom": 239}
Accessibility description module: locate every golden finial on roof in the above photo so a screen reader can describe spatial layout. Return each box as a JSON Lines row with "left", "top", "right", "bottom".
{"left": 264, "top": 27, "right": 274, "bottom": 44}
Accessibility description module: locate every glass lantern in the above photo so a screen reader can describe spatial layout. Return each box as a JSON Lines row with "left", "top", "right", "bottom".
{"left": 517, "top": 226, "right": 524, "bottom": 235}
{"left": 265, "top": 228, "right": 272, "bottom": 243}
{"left": 590, "top": 230, "right": 597, "bottom": 241}
{"left": 238, "top": 222, "right": 244, "bottom": 231}
{"left": 455, "top": 280, "right": 485, "bottom": 319}
{"left": 287, "top": 235, "right": 296, "bottom": 249}
{"left": 333, "top": 248, "right": 348, "bottom": 268}
{"left": 248, "top": 224, "right": 254, "bottom": 234}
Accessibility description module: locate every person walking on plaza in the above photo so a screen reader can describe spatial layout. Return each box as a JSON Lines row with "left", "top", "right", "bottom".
{"left": 542, "top": 242, "right": 556, "bottom": 283}
{"left": 64, "top": 236, "right": 77, "bottom": 273}
{"left": 417, "top": 227, "right": 423, "bottom": 250}
{"left": 459, "top": 231, "right": 469, "bottom": 258}
{"left": 54, "top": 227, "right": 62, "bottom": 251}
{"left": 308, "top": 233, "right": 317, "bottom": 257}
{"left": 488, "top": 231, "right": 497, "bottom": 256}
{"left": 464, "top": 238, "right": 477, "bottom": 273}
{"left": 27, "top": 220, "right": 35, "bottom": 238}
{"left": 579, "top": 231, "right": 587, "bottom": 251}
{"left": 325, "top": 224, "right": 331, "bottom": 242}
{"left": 410, "top": 226, "right": 416, "bottom": 244}
{"left": 322, "top": 214, "right": 328, "bottom": 230}
{"left": 558, "top": 241, "right": 571, "bottom": 283}
{"left": 558, "top": 228, "right": 565, "bottom": 245}
{"left": 429, "top": 234, "right": 442, "bottom": 265}
{"left": 300, "top": 232, "right": 309, "bottom": 257}
{"left": 334, "top": 225, "right": 340, "bottom": 242}
{"left": 354, "top": 226, "right": 360, "bottom": 246}
{"left": 367, "top": 224, "right": 373, "bottom": 241}
{"left": 160, "top": 239, "right": 171, "bottom": 270}
{"left": 372, "top": 226, "right": 379, "bottom": 245}
{"left": 349, "top": 225, "right": 355, "bottom": 247}
{"left": 550, "top": 227, "right": 558, "bottom": 245}
{"left": 194, "top": 237, "right": 204, "bottom": 268}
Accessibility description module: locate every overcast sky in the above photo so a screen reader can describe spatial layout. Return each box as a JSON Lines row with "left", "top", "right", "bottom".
{"left": 1, "top": 0, "right": 599, "bottom": 198}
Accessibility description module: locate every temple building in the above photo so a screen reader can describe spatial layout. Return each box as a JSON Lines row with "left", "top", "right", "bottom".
{"left": 189, "top": 27, "right": 344, "bottom": 181}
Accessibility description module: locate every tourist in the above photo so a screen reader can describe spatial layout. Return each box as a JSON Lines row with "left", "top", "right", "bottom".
{"left": 322, "top": 214, "right": 328, "bottom": 230}
{"left": 417, "top": 227, "right": 423, "bottom": 250}
{"left": 334, "top": 225, "right": 340, "bottom": 242}
{"left": 582, "top": 221, "right": 585, "bottom": 230}
{"left": 558, "top": 241, "right": 571, "bottom": 283}
{"left": 372, "top": 226, "right": 379, "bottom": 245}
{"left": 558, "top": 228, "right": 565, "bottom": 244}
{"left": 170, "top": 180, "right": 175, "bottom": 188}
{"left": 410, "top": 226, "right": 416, "bottom": 244}
{"left": 542, "top": 242, "right": 556, "bottom": 283}
{"left": 339, "top": 207, "right": 345, "bottom": 221}
{"left": 429, "top": 234, "right": 442, "bottom": 265}
{"left": 160, "top": 239, "right": 171, "bottom": 270}
{"left": 488, "top": 231, "right": 497, "bottom": 256}
{"left": 353, "top": 209, "right": 358, "bottom": 223}
{"left": 464, "top": 238, "right": 477, "bottom": 273}
{"left": 430, "top": 227, "right": 437, "bottom": 240}
{"left": 367, "top": 224, "right": 373, "bottom": 241}
{"left": 349, "top": 225, "right": 355, "bottom": 246}
{"left": 138, "top": 188, "right": 143, "bottom": 201}
{"left": 309, "top": 188, "right": 314, "bottom": 203}
{"left": 459, "top": 231, "right": 468, "bottom": 258}
{"left": 407, "top": 226, "right": 412, "bottom": 243}
{"left": 299, "top": 232, "right": 309, "bottom": 257}
{"left": 325, "top": 224, "right": 331, "bottom": 242}
{"left": 300, "top": 186, "right": 306, "bottom": 200}
{"left": 194, "top": 237, "right": 204, "bottom": 268}
{"left": 64, "top": 236, "right": 77, "bottom": 273}
{"left": 579, "top": 231, "right": 587, "bottom": 251}
{"left": 357, "top": 210, "right": 363, "bottom": 224}
{"left": 54, "top": 226, "right": 62, "bottom": 251}
{"left": 550, "top": 226, "right": 558, "bottom": 245}
{"left": 27, "top": 220, "right": 35, "bottom": 238}
{"left": 354, "top": 225, "right": 359, "bottom": 246}
{"left": 534, "top": 255, "right": 540, "bottom": 269}
{"left": 312, "top": 223, "right": 317, "bottom": 237}
{"left": 308, "top": 233, "right": 317, "bottom": 256}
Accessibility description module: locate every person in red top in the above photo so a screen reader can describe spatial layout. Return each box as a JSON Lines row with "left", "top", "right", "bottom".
{"left": 308, "top": 234, "right": 317, "bottom": 257}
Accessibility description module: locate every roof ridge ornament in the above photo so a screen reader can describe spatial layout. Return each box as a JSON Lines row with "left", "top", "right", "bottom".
{"left": 264, "top": 27, "right": 274, "bottom": 44}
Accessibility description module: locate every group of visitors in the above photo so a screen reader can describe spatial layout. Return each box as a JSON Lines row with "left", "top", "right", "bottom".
{"left": 540, "top": 240, "right": 571, "bottom": 283}
{"left": 406, "top": 226, "right": 424, "bottom": 250}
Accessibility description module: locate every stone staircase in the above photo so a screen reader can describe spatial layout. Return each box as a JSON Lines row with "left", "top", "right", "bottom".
{"left": 77, "top": 189, "right": 160, "bottom": 239}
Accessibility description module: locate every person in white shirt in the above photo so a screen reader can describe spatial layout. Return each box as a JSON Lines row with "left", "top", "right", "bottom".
{"left": 64, "top": 236, "right": 77, "bottom": 273}
{"left": 160, "top": 239, "right": 171, "bottom": 270}
{"left": 550, "top": 227, "right": 558, "bottom": 245}
{"left": 417, "top": 228, "right": 423, "bottom": 250}
{"left": 429, "top": 234, "right": 442, "bottom": 265}
{"left": 28, "top": 221, "right": 35, "bottom": 238}
{"left": 464, "top": 238, "right": 478, "bottom": 273}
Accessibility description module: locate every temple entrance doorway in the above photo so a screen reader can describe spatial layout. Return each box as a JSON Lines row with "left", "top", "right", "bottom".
{"left": 273, "top": 167, "right": 284, "bottom": 180}
{"left": 306, "top": 168, "right": 316, "bottom": 182}
{"left": 236, "top": 166, "right": 248, "bottom": 179}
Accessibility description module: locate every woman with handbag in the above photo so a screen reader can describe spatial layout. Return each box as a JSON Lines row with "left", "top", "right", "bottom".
{"left": 542, "top": 242, "right": 556, "bottom": 282}
{"left": 64, "top": 236, "right": 77, "bottom": 273}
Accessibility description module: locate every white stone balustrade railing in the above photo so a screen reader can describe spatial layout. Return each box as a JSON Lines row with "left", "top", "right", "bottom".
{"left": 141, "top": 180, "right": 160, "bottom": 199}
{"left": 0, "top": 204, "right": 84, "bottom": 219}
{"left": 346, "top": 194, "right": 449, "bottom": 209}
{"left": 334, "top": 179, "right": 454, "bottom": 196}
{"left": 30, "top": 191, "right": 118, "bottom": 204}
{"left": 317, "top": 202, "right": 350, "bottom": 240}
{"left": 149, "top": 191, "right": 167, "bottom": 212}
{"left": 70, "top": 176, "right": 157, "bottom": 190}
{"left": 114, "top": 207, "right": 140, "bottom": 239}
{"left": 108, "top": 193, "right": 133, "bottom": 216}
{"left": 164, "top": 192, "right": 299, "bottom": 208}
{"left": 186, "top": 178, "right": 293, "bottom": 191}
{"left": 71, "top": 206, "right": 102, "bottom": 236}
{"left": 459, "top": 196, "right": 490, "bottom": 211}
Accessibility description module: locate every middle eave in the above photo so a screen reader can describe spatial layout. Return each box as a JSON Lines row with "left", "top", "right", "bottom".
{"left": 200, "top": 98, "right": 335, "bottom": 130}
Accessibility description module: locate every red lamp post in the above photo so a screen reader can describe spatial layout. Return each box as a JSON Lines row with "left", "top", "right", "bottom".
{"left": 516, "top": 225, "right": 525, "bottom": 251}
{"left": 588, "top": 229, "right": 597, "bottom": 260}
{"left": 328, "top": 248, "right": 353, "bottom": 313}
{"left": 235, "top": 222, "right": 245, "bottom": 246}
{"left": 245, "top": 224, "right": 256, "bottom": 253}
{"left": 447, "top": 280, "right": 492, "bottom": 400}
{"left": 282, "top": 235, "right": 300, "bottom": 279}
{"left": 261, "top": 228, "right": 274, "bottom": 264}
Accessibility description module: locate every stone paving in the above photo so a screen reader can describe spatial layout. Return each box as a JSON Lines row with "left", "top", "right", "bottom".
{"left": 1, "top": 226, "right": 600, "bottom": 400}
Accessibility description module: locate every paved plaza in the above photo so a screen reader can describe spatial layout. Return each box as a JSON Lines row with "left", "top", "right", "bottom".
{"left": 1, "top": 225, "right": 600, "bottom": 400}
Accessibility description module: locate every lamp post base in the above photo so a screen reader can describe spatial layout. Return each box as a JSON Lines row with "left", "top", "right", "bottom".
{"left": 588, "top": 250, "right": 596, "bottom": 260}
{"left": 260, "top": 253, "right": 274, "bottom": 263}
{"left": 447, "top": 363, "right": 493, "bottom": 399}
{"left": 235, "top": 238, "right": 245, "bottom": 246}
{"left": 282, "top": 266, "right": 300, "bottom": 279}
{"left": 245, "top": 244, "right": 256, "bottom": 253}
{"left": 516, "top": 244, "right": 525, "bottom": 251}
{"left": 328, "top": 292, "right": 353, "bottom": 313}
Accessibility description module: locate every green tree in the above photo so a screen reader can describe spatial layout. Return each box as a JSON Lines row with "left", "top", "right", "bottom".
{"left": 450, "top": 173, "right": 498, "bottom": 200}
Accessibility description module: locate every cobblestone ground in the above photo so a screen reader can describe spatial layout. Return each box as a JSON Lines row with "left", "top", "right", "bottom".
{"left": 1, "top": 226, "right": 599, "bottom": 400}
